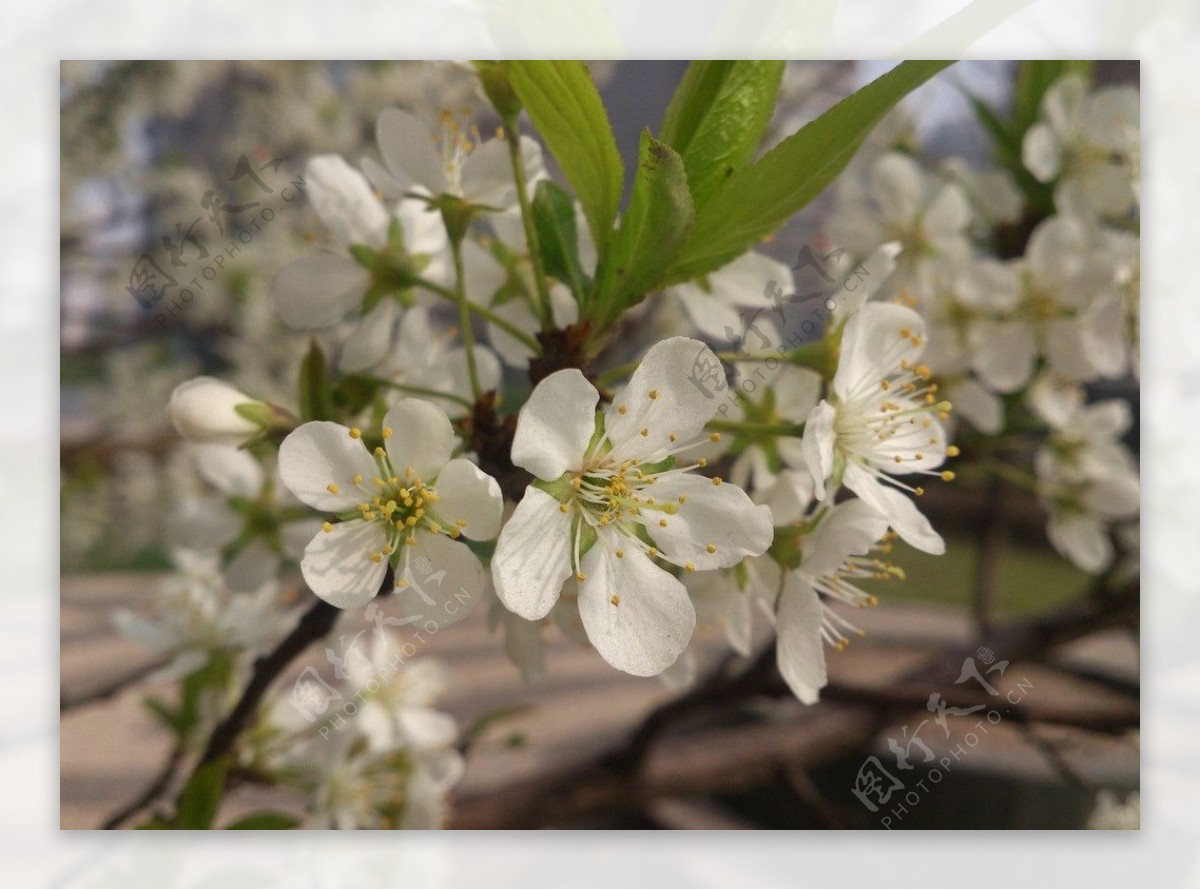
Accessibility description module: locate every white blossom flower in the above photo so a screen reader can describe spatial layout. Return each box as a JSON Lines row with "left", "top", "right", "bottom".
{"left": 271, "top": 154, "right": 449, "bottom": 372}
{"left": 491, "top": 337, "right": 774, "bottom": 676}
{"left": 663, "top": 250, "right": 795, "bottom": 343}
{"left": 827, "top": 151, "right": 972, "bottom": 294}
{"left": 372, "top": 107, "right": 545, "bottom": 210}
{"left": 1022, "top": 73, "right": 1139, "bottom": 220}
{"left": 168, "top": 376, "right": 266, "bottom": 446}
{"left": 1028, "top": 375, "right": 1139, "bottom": 572}
{"left": 168, "top": 444, "right": 321, "bottom": 593}
{"left": 800, "top": 302, "right": 951, "bottom": 554}
{"left": 278, "top": 399, "right": 503, "bottom": 620}
{"left": 111, "top": 550, "right": 296, "bottom": 682}
{"left": 724, "top": 365, "right": 822, "bottom": 495}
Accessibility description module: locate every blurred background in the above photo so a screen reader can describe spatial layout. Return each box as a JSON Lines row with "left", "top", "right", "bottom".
{"left": 60, "top": 60, "right": 1139, "bottom": 829}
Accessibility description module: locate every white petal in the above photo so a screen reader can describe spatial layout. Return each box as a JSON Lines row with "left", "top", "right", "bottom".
{"left": 511, "top": 369, "right": 598, "bottom": 480}
{"left": 577, "top": 545, "right": 696, "bottom": 677}
{"left": 376, "top": 108, "right": 446, "bottom": 193}
{"left": 645, "top": 473, "right": 773, "bottom": 570}
{"left": 393, "top": 530, "right": 485, "bottom": 630}
{"left": 1022, "top": 122, "right": 1063, "bottom": 182}
{"left": 843, "top": 462, "right": 945, "bottom": 555}
{"left": 382, "top": 399, "right": 456, "bottom": 481}
{"left": 305, "top": 154, "right": 388, "bottom": 248}
{"left": 970, "top": 320, "right": 1036, "bottom": 393}
{"left": 224, "top": 539, "right": 281, "bottom": 594}
{"left": 922, "top": 182, "right": 971, "bottom": 240}
{"left": 485, "top": 298, "right": 539, "bottom": 368}
{"left": 773, "top": 366, "right": 822, "bottom": 422}
{"left": 800, "top": 400, "right": 837, "bottom": 500}
{"left": 279, "top": 421, "right": 379, "bottom": 512}
{"left": 947, "top": 377, "right": 1004, "bottom": 434}
{"left": 801, "top": 497, "right": 889, "bottom": 578}
{"left": 272, "top": 253, "right": 369, "bottom": 330}
{"left": 491, "top": 487, "right": 574, "bottom": 620}
{"left": 460, "top": 137, "right": 518, "bottom": 207}
{"left": 775, "top": 573, "right": 828, "bottom": 705}
{"left": 756, "top": 468, "right": 815, "bottom": 526}
{"left": 1047, "top": 513, "right": 1112, "bottom": 573}
{"left": 300, "top": 520, "right": 389, "bottom": 609}
{"left": 606, "top": 337, "right": 723, "bottom": 458}
{"left": 432, "top": 458, "right": 503, "bottom": 540}
{"left": 339, "top": 299, "right": 400, "bottom": 373}
{"left": 832, "top": 302, "right": 926, "bottom": 402}
{"left": 872, "top": 153, "right": 926, "bottom": 225}
{"left": 192, "top": 444, "right": 264, "bottom": 497}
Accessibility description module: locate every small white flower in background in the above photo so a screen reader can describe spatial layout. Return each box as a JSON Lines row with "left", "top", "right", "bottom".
{"left": 663, "top": 250, "right": 794, "bottom": 343}
{"left": 374, "top": 305, "right": 501, "bottom": 418}
{"left": 492, "top": 337, "right": 774, "bottom": 677}
{"left": 168, "top": 376, "right": 267, "bottom": 446}
{"left": 827, "top": 151, "right": 972, "bottom": 294}
{"left": 168, "top": 444, "right": 322, "bottom": 593}
{"left": 278, "top": 399, "right": 503, "bottom": 622}
{"left": 801, "top": 302, "right": 952, "bottom": 555}
{"left": 271, "top": 154, "right": 449, "bottom": 372}
{"left": 371, "top": 107, "right": 545, "bottom": 210}
{"left": 111, "top": 549, "right": 297, "bottom": 682}
{"left": 1028, "top": 375, "right": 1139, "bottom": 573}
{"left": 1018, "top": 214, "right": 1128, "bottom": 383}
{"left": 1022, "top": 73, "right": 1139, "bottom": 220}
{"left": 724, "top": 365, "right": 822, "bottom": 495}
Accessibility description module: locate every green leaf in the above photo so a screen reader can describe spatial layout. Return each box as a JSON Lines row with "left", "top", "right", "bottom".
{"left": 298, "top": 339, "right": 334, "bottom": 423}
{"left": 507, "top": 61, "right": 624, "bottom": 254}
{"left": 224, "top": 811, "right": 301, "bottom": 830}
{"left": 531, "top": 180, "right": 588, "bottom": 302}
{"left": 664, "top": 60, "right": 954, "bottom": 284}
{"left": 660, "top": 60, "right": 785, "bottom": 207}
{"left": 589, "top": 130, "right": 694, "bottom": 326}
{"left": 175, "top": 760, "right": 228, "bottom": 830}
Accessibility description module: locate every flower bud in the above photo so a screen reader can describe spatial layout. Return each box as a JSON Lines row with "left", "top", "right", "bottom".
{"left": 169, "top": 376, "right": 265, "bottom": 445}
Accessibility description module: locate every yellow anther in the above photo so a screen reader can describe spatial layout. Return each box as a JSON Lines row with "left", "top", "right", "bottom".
{"left": 374, "top": 446, "right": 386, "bottom": 457}
{"left": 697, "top": 458, "right": 708, "bottom": 468}
{"left": 914, "top": 486, "right": 925, "bottom": 496}
{"left": 706, "top": 544, "right": 716, "bottom": 554}
{"left": 348, "top": 427, "right": 362, "bottom": 439}
{"left": 428, "top": 522, "right": 441, "bottom": 534}
{"left": 659, "top": 518, "right": 668, "bottom": 527}
{"left": 321, "top": 521, "right": 333, "bottom": 533}
{"left": 668, "top": 432, "right": 677, "bottom": 442}
{"left": 610, "top": 594, "right": 621, "bottom": 606}
{"left": 648, "top": 547, "right": 658, "bottom": 558}
{"left": 352, "top": 474, "right": 364, "bottom": 486}
{"left": 709, "top": 432, "right": 721, "bottom": 442}
{"left": 397, "top": 577, "right": 409, "bottom": 589}
{"left": 899, "top": 327, "right": 911, "bottom": 339}
{"left": 618, "top": 405, "right": 627, "bottom": 415}
{"left": 685, "top": 562, "right": 696, "bottom": 572}
{"left": 614, "top": 549, "right": 624, "bottom": 559}
{"left": 404, "top": 515, "right": 416, "bottom": 526}
{"left": 712, "top": 476, "right": 723, "bottom": 486}
{"left": 941, "top": 470, "right": 956, "bottom": 482}
{"left": 880, "top": 379, "right": 891, "bottom": 391}
{"left": 369, "top": 552, "right": 382, "bottom": 564}
{"left": 559, "top": 503, "right": 570, "bottom": 513}
{"left": 648, "top": 389, "right": 660, "bottom": 400}
{"left": 640, "top": 428, "right": 649, "bottom": 438}
{"left": 893, "top": 455, "right": 903, "bottom": 463}
{"left": 575, "top": 571, "right": 586, "bottom": 582}
{"left": 382, "top": 427, "right": 393, "bottom": 439}
{"left": 326, "top": 483, "right": 340, "bottom": 494}
{"left": 946, "top": 445, "right": 960, "bottom": 457}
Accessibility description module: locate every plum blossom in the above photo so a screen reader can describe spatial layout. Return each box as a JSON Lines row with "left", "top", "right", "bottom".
{"left": 491, "top": 337, "right": 774, "bottom": 676}
{"left": 278, "top": 399, "right": 502, "bottom": 620}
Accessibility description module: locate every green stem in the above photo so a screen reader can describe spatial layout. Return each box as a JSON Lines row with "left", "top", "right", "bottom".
{"left": 449, "top": 240, "right": 483, "bottom": 401}
{"left": 715, "top": 351, "right": 785, "bottom": 364}
{"left": 502, "top": 119, "right": 555, "bottom": 330}
{"left": 415, "top": 276, "right": 541, "bottom": 355}
{"left": 359, "top": 376, "right": 474, "bottom": 410}
{"left": 707, "top": 418, "right": 802, "bottom": 437}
